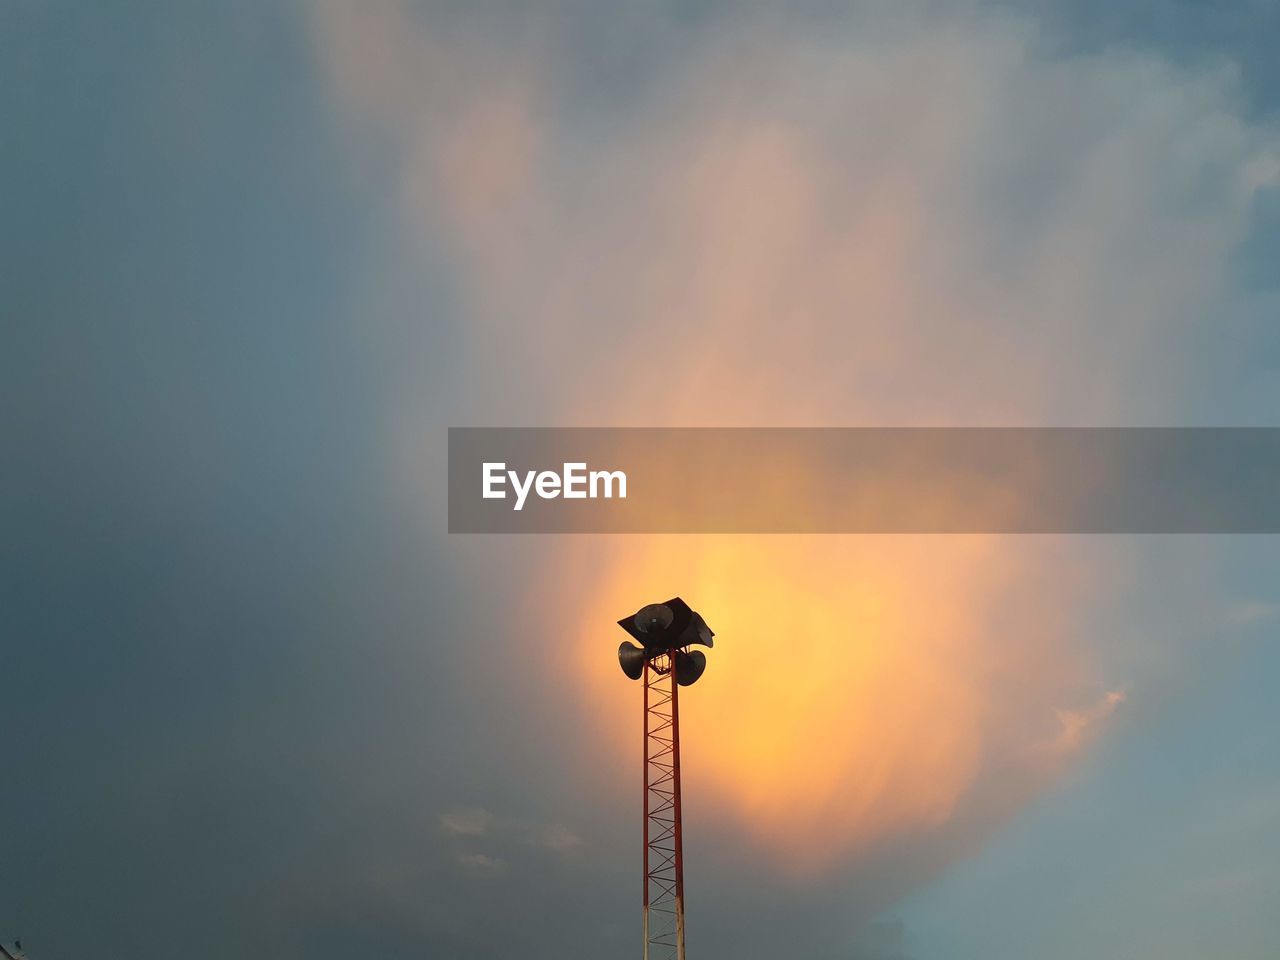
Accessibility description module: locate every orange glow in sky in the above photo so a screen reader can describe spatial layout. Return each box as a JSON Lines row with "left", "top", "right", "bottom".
{"left": 542, "top": 533, "right": 1104, "bottom": 872}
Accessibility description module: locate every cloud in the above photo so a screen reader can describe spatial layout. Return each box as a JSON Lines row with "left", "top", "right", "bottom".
{"left": 439, "top": 807, "right": 494, "bottom": 837}
{"left": 439, "top": 807, "right": 584, "bottom": 862}
{"left": 528, "top": 823, "right": 584, "bottom": 853}
{"left": 1051, "top": 689, "right": 1127, "bottom": 754}
{"left": 308, "top": 0, "right": 1279, "bottom": 949}
{"left": 457, "top": 852, "right": 508, "bottom": 875}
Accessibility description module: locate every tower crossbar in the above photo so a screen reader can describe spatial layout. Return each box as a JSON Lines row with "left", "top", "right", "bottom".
{"left": 643, "top": 652, "right": 685, "bottom": 960}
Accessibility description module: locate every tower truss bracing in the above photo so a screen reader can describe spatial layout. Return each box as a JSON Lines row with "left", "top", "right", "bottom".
{"left": 643, "top": 652, "right": 685, "bottom": 960}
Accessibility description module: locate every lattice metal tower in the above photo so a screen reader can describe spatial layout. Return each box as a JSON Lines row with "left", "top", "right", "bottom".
{"left": 617, "top": 598, "right": 716, "bottom": 960}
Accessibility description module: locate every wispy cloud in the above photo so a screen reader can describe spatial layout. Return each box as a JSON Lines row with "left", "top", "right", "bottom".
{"left": 1052, "top": 689, "right": 1127, "bottom": 754}
{"left": 439, "top": 807, "right": 494, "bottom": 837}
{"left": 457, "top": 852, "right": 508, "bottom": 875}
{"left": 438, "top": 806, "right": 585, "bottom": 873}
{"left": 527, "top": 823, "right": 584, "bottom": 853}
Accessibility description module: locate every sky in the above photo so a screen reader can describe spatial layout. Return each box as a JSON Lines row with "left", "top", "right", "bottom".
{"left": 3, "top": 1, "right": 1280, "bottom": 958}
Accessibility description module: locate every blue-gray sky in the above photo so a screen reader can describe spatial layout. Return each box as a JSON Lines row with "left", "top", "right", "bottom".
{"left": 3, "top": 2, "right": 1279, "bottom": 958}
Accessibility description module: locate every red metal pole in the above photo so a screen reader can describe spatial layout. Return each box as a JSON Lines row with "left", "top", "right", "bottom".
{"left": 670, "top": 661, "right": 686, "bottom": 960}
{"left": 642, "top": 658, "right": 651, "bottom": 960}
{"left": 641, "top": 653, "right": 684, "bottom": 959}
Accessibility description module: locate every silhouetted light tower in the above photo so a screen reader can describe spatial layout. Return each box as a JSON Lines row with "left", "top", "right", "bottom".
{"left": 618, "top": 597, "right": 715, "bottom": 960}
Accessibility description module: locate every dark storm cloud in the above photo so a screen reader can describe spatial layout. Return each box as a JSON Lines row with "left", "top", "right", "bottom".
{"left": 1, "top": 4, "right": 471, "bottom": 957}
